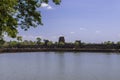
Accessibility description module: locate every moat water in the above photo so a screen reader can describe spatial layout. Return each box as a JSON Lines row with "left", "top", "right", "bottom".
{"left": 0, "top": 52, "right": 120, "bottom": 80}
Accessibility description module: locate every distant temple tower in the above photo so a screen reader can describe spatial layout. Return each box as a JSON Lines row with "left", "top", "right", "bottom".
{"left": 44, "top": 39, "right": 49, "bottom": 46}
{"left": 59, "top": 36, "right": 65, "bottom": 43}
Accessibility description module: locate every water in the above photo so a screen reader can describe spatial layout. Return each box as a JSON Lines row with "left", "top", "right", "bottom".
{"left": 0, "top": 52, "right": 120, "bottom": 80}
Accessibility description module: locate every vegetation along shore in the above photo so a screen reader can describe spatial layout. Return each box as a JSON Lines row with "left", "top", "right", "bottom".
{"left": 0, "top": 36, "right": 120, "bottom": 53}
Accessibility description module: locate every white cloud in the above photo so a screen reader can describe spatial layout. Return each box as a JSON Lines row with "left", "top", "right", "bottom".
{"left": 70, "top": 32, "right": 75, "bottom": 34}
{"left": 79, "top": 27, "right": 86, "bottom": 31}
{"left": 47, "top": 6, "right": 53, "bottom": 9}
{"left": 59, "top": 34, "right": 64, "bottom": 36}
{"left": 35, "top": 36, "right": 43, "bottom": 39}
{"left": 41, "top": 3, "right": 53, "bottom": 10}
{"left": 23, "top": 35, "right": 34, "bottom": 39}
{"left": 41, "top": 3, "right": 48, "bottom": 7}
{"left": 2, "top": 33, "right": 8, "bottom": 38}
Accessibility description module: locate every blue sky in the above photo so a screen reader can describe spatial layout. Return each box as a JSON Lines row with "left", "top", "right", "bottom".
{"left": 7, "top": 0, "right": 120, "bottom": 43}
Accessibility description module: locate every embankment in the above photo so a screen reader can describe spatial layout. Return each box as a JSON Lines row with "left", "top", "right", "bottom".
{"left": 0, "top": 48, "right": 120, "bottom": 53}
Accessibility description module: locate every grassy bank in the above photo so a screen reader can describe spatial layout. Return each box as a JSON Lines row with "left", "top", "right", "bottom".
{"left": 0, "top": 48, "right": 120, "bottom": 53}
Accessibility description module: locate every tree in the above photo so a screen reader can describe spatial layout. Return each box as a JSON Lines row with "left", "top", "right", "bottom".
{"left": 58, "top": 41, "right": 65, "bottom": 48}
{"left": 0, "top": 39, "right": 5, "bottom": 47}
{"left": 104, "top": 41, "right": 114, "bottom": 45}
{"left": 17, "top": 36, "right": 22, "bottom": 42}
{"left": 23, "top": 40, "right": 30, "bottom": 45}
{"left": 117, "top": 41, "right": 120, "bottom": 45}
{"left": 9, "top": 41, "right": 18, "bottom": 47}
{"left": 36, "top": 37, "right": 41, "bottom": 45}
{"left": 43, "top": 39, "right": 49, "bottom": 46}
{"left": 47, "top": 41, "right": 53, "bottom": 47}
{"left": 0, "top": 35, "right": 5, "bottom": 46}
{"left": 0, "top": 0, "right": 61, "bottom": 39}
{"left": 74, "top": 41, "right": 79, "bottom": 48}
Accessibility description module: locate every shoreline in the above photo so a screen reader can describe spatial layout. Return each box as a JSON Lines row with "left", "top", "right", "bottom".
{"left": 0, "top": 48, "right": 120, "bottom": 53}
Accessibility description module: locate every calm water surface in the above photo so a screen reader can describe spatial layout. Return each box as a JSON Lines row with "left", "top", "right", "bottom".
{"left": 0, "top": 52, "right": 120, "bottom": 80}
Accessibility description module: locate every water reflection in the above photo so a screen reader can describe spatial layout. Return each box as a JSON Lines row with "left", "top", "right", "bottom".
{"left": 0, "top": 52, "right": 120, "bottom": 80}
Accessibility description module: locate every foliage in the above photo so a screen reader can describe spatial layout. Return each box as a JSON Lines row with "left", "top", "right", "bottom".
{"left": 117, "top": 41, "right": 120, "bottom": 45}
{"left": 17, "top": 36, "right": 22, "bottom": 42}
{"left": 0, "top": 39, "right": 5, "bottom": 46}
{"left": 74, "top": 41, "right": 80, "bottom": 48}
{"left": 22, "top": 40, "right": 35, "bottom": 45}
{"left": 1, "top": 38, "right": 120, "bottom": 49}
{"left": 36, "top": 37, "right": 41, "bottom": 45}
{"left": 9, "top": 41, "right": 18, "bottom": 47}
{"left": 104, "top": 41, "right": 114, "bottom": 45}
{"left": 0, "top": 0, "right": 18, "bottom": 38}
{"left": 0, "top": 0, "right": 61, "bottom": 39}
{"left": 47, "top": 41, "right": 53, "bottom": 47}
{"left": 58, "top": 41, "right": 65, "bottom": 47}
{"left": 40, "top": 42, "right": 45, "bottom": 46}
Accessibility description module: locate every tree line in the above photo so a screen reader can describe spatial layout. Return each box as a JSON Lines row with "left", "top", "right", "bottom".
{"left": 1, "top": 37, "right": 120, "bottom": 50}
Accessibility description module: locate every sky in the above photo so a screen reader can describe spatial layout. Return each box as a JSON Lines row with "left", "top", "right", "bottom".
{"left": 6, "top": 0, "right": 120, "bottom": 43}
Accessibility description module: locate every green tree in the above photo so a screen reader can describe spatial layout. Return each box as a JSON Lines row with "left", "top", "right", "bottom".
{"left": 0, "top": 0, "right": 17, "bottom": 38}
{"left": 74, "top": 41, "right": 79, "bottom": 48}
{"left": 36, "top": 37, "right": 41, "bottom": 45}
{"left": 104, "top": 41, "right": 114, "bottom": 45}
{"left": 22, "top": 40, "right": 35, "bottom": 45}
{"left": 29, "top": 40, "right": 36, "bottom": 45}
{"left": 117, "top": 41, "right": 120, "bottom": 45}
{"left": 2, "top": 42, "right": 9, "bottom": 48}
{"left": 58, "top": 41, "right": 65, "bottom": 48}
{"left": 43, "top": 39, "right": 49, "bottom": 46}
{"left": 9, "top": 41, "right": 18, "bottom": 47}
{"left": 0, "top": 0, "right": 61, "bottom": 38}
{"left": 47, "top": 41, "right": 53, "bottom": 47}
{"left": 0, "top": 39, "right": 5, "bottom": 47}
{"left": 17, "top": 36, "right": 22, "bottom": 42}
{"left": 23, "top": 40, "right": 29, "bottom": 45}
{"left": 40, "top": 42, "right": 45, "bottom": 46}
